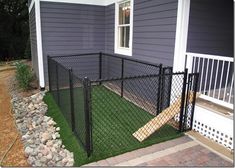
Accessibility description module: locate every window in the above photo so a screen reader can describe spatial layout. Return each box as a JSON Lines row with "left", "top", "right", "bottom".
{"left": 115, "top": 0, "right": 133, "bottom": 56}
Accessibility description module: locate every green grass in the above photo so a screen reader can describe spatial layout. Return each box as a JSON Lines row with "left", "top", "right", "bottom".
{"left": 44, "top": 86, "right": 183, "bottom": 166}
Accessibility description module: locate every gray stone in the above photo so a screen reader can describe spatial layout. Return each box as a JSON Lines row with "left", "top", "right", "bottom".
{"left": 61, "top": 158, "right": 68, "bottom": 165}
{"left": 25, "top": 146, "right": 34, "bottom": 156}
{"left": 41, "top": 147, "right": 49, "bottom": 156}
{"left": 11, "top": 91, "right": 75, "bottom": 167}
{"left": 43, "top": 116, "right": 51, "bottom": 122}
{"left": 48, "top": 119, "right": 56, "bottom": 126}
{"left": 38, "top": 153, "right": 43, "bottom": 158}
{"left": 46, "top": 153, "right": 53, "bottom": 160}
{"left": 22, "top": 134, "right": 30, "bottom": 141}
{"left": 41, "top": 132, "right": 51, "bottom": 143}
{"left": 40, "top": 156, "right": 48, "bottom": 164}
{"left": 52, "top": 134, "right": 56, "bottom": 140}
{"left": 34, "top": 160, "right": 42, "bottom": 167}
{"left": 46, "top": 140, "right": 53, "bottom": 147}
{"left": 27, "top": 156, "right": 35, "bottom": 164}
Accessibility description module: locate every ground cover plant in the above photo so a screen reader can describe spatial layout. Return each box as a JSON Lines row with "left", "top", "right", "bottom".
{"left": 15, "top": 62, "right": 33, "bottom": 90}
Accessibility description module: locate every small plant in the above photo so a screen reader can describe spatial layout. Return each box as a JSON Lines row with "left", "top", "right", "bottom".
{"left": 15, "top": 62, "right": 33, "bottom": 90}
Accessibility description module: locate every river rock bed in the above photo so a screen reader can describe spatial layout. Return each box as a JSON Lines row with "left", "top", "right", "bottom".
{"left": 11, "top": 91, "right": 74, "bottom": 167}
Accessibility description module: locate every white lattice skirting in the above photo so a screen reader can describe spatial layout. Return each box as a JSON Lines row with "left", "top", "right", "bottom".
{"left": 192, "top": 105, "right": 233, "bottom": 150}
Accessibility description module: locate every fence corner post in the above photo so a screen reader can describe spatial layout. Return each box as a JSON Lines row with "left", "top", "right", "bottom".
{"left": 83, "top": 77, "right": 92, "bottom": 157}
{"left": 121, "top": 58, "right": 124, "bottom": 97}
{"left": 55, "top": 61, "right": 60, "bottom": 106}
{"left": 189, "top": 73, "right": 199, "bottom": 130}
{"left": 69, "top": 68, "right": 75, "bottom": 132}
{"left": 157, "top": 64, "right": 163, "bottom": 115}
{"left": 99, "top": 52, "right": 102, "bottom": 85}
{"left": 47, "top": 55, "right": 51, "bottom": 91}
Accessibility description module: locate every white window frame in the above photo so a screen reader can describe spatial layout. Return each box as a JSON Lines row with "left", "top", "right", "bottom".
{"left": 114, "top": 0, "right": 133, "bottom": 56}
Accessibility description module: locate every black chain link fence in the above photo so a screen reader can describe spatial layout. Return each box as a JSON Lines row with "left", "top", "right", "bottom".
{"left": 47, "top": 52, "right": 199, "bottom": 158}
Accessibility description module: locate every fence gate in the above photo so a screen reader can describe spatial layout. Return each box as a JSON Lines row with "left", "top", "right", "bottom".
{"left": 180, "top": 73, "right": 199, "bottom": 132}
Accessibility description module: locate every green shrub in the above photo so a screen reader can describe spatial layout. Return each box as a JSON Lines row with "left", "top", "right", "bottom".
{"left": 15, "top": 62, "right": 33, "bottom": 90}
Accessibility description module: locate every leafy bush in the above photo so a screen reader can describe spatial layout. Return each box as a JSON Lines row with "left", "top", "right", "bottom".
{"left": 15, "top": 62, "right": 33, "bottom": 90}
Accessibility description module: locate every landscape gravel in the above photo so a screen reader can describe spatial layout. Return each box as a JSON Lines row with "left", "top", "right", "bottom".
{"left": 10, "top": 91, "right": 74, "bottom": 166}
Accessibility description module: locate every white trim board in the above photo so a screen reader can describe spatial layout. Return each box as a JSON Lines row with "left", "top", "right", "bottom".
{"left": 35, "top": 0, "right": 45, "bottom": 88}
{"left": 114, "top": 0, "right": 134, "bottom": 56}
{"left": 39, "top": 0, "right": 117, "bottom": 6}
{"left": 173, "top": 0, "right": 190, "bottom": 72}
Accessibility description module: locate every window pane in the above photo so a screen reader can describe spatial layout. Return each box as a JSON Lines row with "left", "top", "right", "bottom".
{"left": 119, "top": 26, "right": 130, "bottom": 48}
{"left": 119, "top": 1, "right": 130, "bottom": 25}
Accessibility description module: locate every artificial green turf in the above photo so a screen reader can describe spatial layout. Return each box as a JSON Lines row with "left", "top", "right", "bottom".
{"left": 44, "top": 86, "right": 183, "bottom": 166}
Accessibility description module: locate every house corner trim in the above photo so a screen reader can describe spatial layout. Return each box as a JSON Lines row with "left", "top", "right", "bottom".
{"left": 173, "top": 0, "right": 190, "bottom": 72}
{"left": 35, "top": 0, "right": 45, "bottom": 88}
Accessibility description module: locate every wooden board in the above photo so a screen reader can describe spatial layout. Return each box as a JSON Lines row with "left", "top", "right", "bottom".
{"left": 133, "top": 92, "right": 196, "bottom": 142}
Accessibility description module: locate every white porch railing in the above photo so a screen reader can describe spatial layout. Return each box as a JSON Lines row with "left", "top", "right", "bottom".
{"left": 186, "top": 52, "right": 234, "bottom": 109}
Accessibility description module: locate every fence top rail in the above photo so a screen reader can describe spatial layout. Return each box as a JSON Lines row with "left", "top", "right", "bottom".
{"left": 102, "top": 52, "right": 162, "bottom": 68}
{"left": 90, "top": 71, "right": 185, "bottom": 83}
{"left": 48, "top": 53, "right": 98, "bottom": 58}
{"left": 48, "top": 52, "right": 162, "bottom": 68}
{"left": 186, "top": 52, "right": 234, "bottom": 62}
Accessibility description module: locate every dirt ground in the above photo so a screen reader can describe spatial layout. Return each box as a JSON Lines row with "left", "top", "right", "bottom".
{"left": 0, "top": 69, "right": 29, "bottom": 166}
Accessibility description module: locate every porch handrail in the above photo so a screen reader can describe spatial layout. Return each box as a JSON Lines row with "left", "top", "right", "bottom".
{"left": 186, "top": 52, "right": 233, "bottom": 62}
{"left": 186, "top": 52, "right": 234, "bottom": 109}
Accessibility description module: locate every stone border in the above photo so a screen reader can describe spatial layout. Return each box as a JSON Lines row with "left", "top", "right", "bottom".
{"left": 11, "top": 91, "right": 74, "bottom": 166}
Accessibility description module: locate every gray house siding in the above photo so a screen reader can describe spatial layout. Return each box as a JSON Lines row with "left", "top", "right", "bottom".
{"left": 40, "top": 2, "right": 105, "bottom": 84}
{"left": 105, "top": 4, "right": 115, "bottom": 54}
{"left": 187, "top": 0, "right": 233, "bottom": 57}
{"left": 133, "top": 0, "right": 178, "bottom": 66}
{"left": 32, "top": 0, "right": 178, "bottom": 86}
{"left": 29, "top": 5, "right": 39, "bottom": 78}
{"left": 104, "top": 0, "right": 178, "bottom": 66}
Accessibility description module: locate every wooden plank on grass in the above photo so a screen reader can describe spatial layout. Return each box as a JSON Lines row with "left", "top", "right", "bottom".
{"left": 133, "top": 92, "right": 196, "bottom": 142}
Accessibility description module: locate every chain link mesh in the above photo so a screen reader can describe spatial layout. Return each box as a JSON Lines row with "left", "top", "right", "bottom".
{"left": 47, "top": 53, "right": 198, "bottom": 159}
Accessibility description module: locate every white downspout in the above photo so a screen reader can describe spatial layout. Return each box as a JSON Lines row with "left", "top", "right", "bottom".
{"left": 35, "top": 0, "right": 45, "bottom": 89}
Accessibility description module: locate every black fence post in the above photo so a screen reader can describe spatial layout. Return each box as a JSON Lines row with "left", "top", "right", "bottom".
{"left": 69, "top": 68, "right": 75, "bottom": 132}
{"left": 99, "top": 52, "right": 102, "bottom": 85}
{"left": 47, "top": 55, "right": 51, "bottom": 92}
{"left": 121, "top": 58, "right": 124, "bottom": 97}
{"left": 161, "top": 67, "right": 172, "bottom": 110}
{"left": 55, "top": 61, "right": 60, "bottom": 106}
{"left": 156, "top": 64, "right": 163, "bottom": 115}
{"left": 183, "top": 73, "right": 192, "bottom": 131}
{"left": 83, "top": 77, "right": 92, "bottom": 157}
{"left": 179, "top": 69, "right": 188, "bottom": 132}
{"left": 189, "top": 73, "right": 199, "bottom": 130}
{"left": 166, "top": 67, "right": 173, "bottom": 108}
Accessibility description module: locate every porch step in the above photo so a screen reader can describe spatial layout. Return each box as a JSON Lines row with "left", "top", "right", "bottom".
{"left": 196, "top": 98, "right": 233, "bottom": 118}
